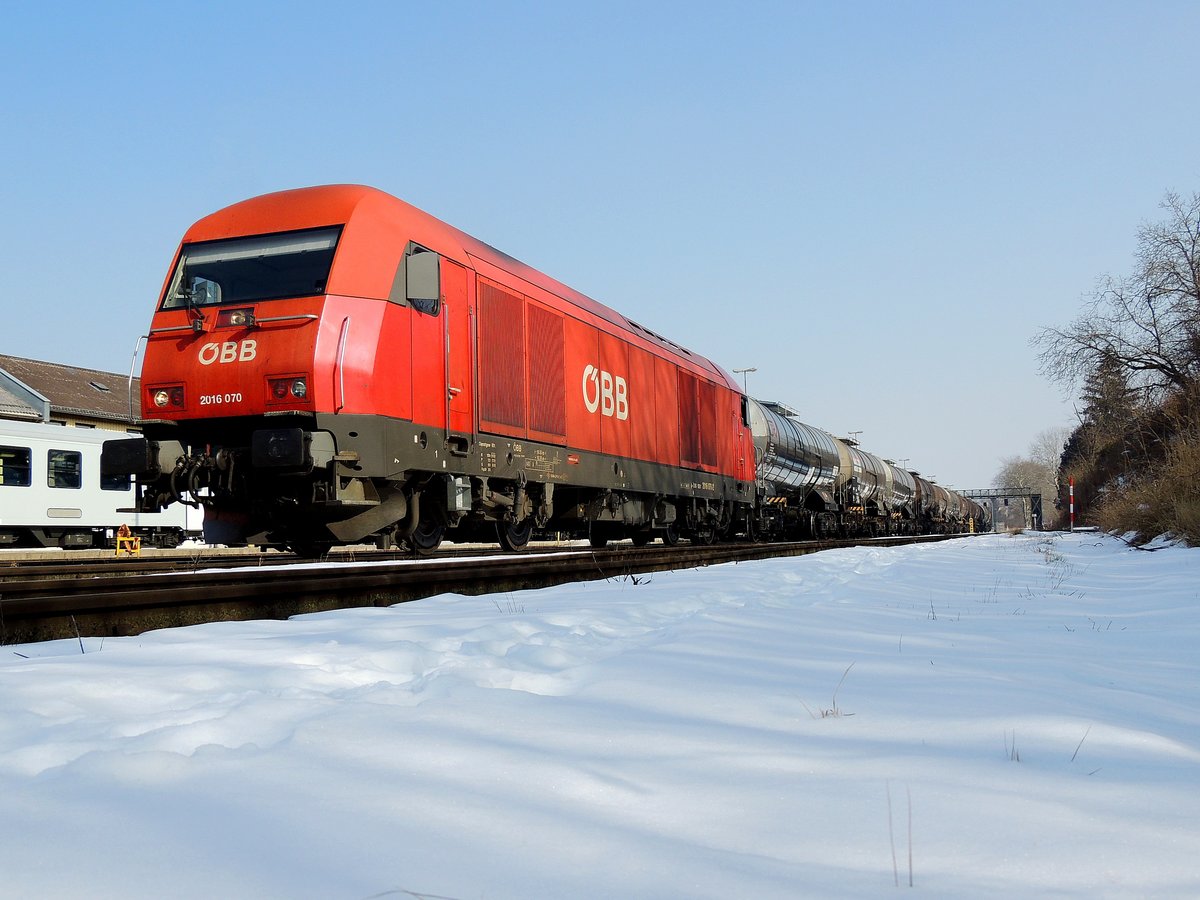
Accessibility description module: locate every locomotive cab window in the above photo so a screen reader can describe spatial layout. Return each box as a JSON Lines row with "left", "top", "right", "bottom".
{"left": 161, "top": 226, "right": 341, "bottom": 309}
{"left": 388, "top": 243, "right": 440, "bottom": 315}
{"left": 48, "top": 449, "right": 82, "bottom": 489}
{"left": 0, "top": 445, "right": 32, "bottom": 487}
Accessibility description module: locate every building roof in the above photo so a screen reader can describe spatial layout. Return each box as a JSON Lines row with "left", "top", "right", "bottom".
{"left": 0, "top": 380, "right": 41, "bottom": 420}
{"left": 0, "top": 353, "right": 141, "bottom": 423}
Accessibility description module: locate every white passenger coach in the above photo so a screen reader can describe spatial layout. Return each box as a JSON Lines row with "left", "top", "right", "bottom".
{"left": 0, "top": 419, "right": 197, "bottom": 549}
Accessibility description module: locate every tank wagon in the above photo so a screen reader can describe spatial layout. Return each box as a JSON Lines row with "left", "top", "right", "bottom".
{"left": 102, "top": 185, "right": 985, "bottom": 553}
{"left": 743, "top": 399, "right": 983, "bottom": 539}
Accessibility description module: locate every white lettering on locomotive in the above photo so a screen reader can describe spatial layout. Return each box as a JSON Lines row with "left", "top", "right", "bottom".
{"left": 198, "top": 339, "right": 258, "bottom": 365}
{"left": 582, "top": 365, "right": 628, "bottom": 420}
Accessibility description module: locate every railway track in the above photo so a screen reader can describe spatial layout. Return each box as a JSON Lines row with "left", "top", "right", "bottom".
{"left": 0, "top": 543, "right": 556, "bottom": 582}
{"left": 0, "top": 534, "right": 973, "bottom": 645}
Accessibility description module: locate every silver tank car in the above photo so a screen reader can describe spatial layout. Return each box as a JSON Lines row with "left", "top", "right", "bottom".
{"left": 843, "top": 444, "right": 885, "bottom": 509}
{"left": 747, "top": 400, "right": 913, "bottom": 537}
{"left": 883, "top": 460, "right": 916, "bottom": 520}
{"left": 839, "top": 442, "right": 915, "bottom": 534}
{"left": 746, "top": 399, "right": 841, "bottom": 537}
{"left": 746, "top": 398, "right": 977, "bottom": 537}
{"left": 911, "top": 475, "right": 954, "bottom": 532}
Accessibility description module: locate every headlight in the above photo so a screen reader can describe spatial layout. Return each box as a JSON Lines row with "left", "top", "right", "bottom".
{"left": 268, "top": 376, "right": 309, "bottom": 403}
{"left": 151, "top": 387, "right": 184, "bottom": 409}
{"left": 217, "top": 308, "right": 256, "bottom": 328}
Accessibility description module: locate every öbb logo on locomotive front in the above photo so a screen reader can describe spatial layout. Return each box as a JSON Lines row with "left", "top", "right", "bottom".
{"left": 198, "top": 340, "right": 258, "bottom": 365}
{"left": 582, "top": 365, "right": 628, "bottom": 420}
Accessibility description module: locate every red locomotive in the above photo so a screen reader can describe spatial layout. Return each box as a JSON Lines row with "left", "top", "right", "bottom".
{"left": 103, "top": 185, "right": 756, "bottom": 553}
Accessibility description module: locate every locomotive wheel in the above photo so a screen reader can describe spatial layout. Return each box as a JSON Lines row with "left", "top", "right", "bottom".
{"left": 630, "top": 531, "right": 651, "bottom": 547}
{"left": 497, "top": 518, "right": 533, "bottom": 551}
{"left": 660, "top": 524, "right": 680, "bottom": 546}
{"left": 690, "top": 522, "right": 717, "bottom": 545}
{"left": 404, "top": 520, "right": 445, "bottom": 555}
{"left": 742, "top": 518, "right": 757, "bottom": 543}
{"left": 589, "top": 533, "right": 609, "bottom": 548}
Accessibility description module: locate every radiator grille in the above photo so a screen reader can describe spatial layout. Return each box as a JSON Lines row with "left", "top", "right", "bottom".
{"left": 699, "top": 378, "right": 719, "bottom": 467}
{"left": 528, "top": 304, "right": 565, "bottom": 437}
{"left": 478, "top": 281, "right": 526, "bottom": 430}
{"left": 677, "top": 370, "right": 699, "bottom": 467}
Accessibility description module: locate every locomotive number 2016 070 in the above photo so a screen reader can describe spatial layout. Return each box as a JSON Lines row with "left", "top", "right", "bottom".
{"left": 199, "top": 392, "right": 244, "bottom": 406}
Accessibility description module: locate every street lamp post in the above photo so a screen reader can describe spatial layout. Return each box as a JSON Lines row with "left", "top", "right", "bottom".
{"left": 732, "top": 367, "right": 757, "bottom": 394}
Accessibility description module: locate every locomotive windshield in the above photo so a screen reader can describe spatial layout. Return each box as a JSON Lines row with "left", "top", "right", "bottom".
{"left": 160, "top": 226, "right": 341, "bottom": 309}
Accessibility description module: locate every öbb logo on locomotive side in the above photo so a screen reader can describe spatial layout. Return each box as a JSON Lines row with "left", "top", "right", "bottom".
{"left": 198, "top": 340, "right": 258, "bottom": 365}
{"left": 582, "top": 365, "right": 629, "bottom": 420}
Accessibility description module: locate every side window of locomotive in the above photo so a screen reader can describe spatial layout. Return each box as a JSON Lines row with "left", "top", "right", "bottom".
{"left": 48, "top": 450, "right": 82, "bottom": 489}
{"left": 389, "top": 244, "right": 441, "bottom": 315}
{"left": 0, "top": 445, "right": 32, "bottom": 487}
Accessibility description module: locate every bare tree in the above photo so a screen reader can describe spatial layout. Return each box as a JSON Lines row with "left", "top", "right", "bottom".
{"left": 993, "top": 427, "right": 1068, "bottom": 517}
{"left": 994, "top": 454, "right": 1056, "bottom": 499}
{"left": 1035, "top": 191, "right": 1200, "bottom": 403}
{"left": 1028, "top": 426, "right": 1072, "bottom": 476}
{"left": 991, "top": 455, "right": 1052, "bottom": 530}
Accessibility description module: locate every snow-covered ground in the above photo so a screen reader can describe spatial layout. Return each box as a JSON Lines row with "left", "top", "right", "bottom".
{"left": 2, "top": 532, "right": 1197, "bottom": 898}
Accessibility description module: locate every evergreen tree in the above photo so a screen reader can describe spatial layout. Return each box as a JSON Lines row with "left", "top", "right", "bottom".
{"left": 1077, "top": 351, "right": 1140, "bottom": 440}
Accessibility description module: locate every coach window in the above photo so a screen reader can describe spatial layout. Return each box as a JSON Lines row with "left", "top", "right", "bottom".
{"left": 0, "top": 446, "right": 32, "bottom": 487}
{"left": 48, "top": 450, "right": 82, "bottom": 489}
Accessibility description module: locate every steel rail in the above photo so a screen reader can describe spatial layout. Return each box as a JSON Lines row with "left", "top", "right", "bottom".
{"left": 0, "top": 534, "right": 972, "bottom": 645}
{"left": 0, "top": 544, "right": 558, "bottom": 583}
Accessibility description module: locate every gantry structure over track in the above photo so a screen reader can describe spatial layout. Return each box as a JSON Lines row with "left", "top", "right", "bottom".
{"left": 961, "top": 488, "right": 1044, "bottom": 531}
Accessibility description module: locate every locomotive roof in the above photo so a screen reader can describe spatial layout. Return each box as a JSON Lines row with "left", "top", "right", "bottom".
{"left": 182, "top": 185, "right": 738, "bottom": 389}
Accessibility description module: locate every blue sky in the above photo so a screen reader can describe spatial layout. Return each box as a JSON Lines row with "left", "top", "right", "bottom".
{"left": 2, "top": 1, "right": 1197, "bottom": 489}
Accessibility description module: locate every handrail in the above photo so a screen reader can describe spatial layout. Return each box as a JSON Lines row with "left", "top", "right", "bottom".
{"left": 149, "top": 312, "right": 319, "bottom": 335}
{"left": 443, "top": 301, "right": 452, "bottom": 442}
{"left": 334, "top": 316, "right": 351, "bottom": 413}
{"left": 125, "top": 334, "right": 147, "bottom": 423}
{"left": 255, "top": 313, "right": 320, "bottom": 324}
